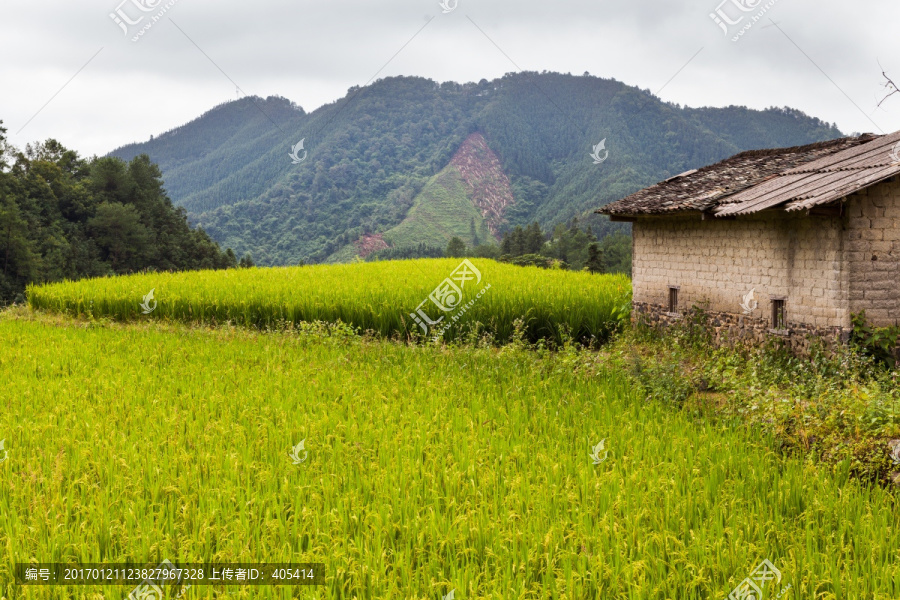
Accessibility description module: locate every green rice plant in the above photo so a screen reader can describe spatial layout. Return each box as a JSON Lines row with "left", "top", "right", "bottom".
{"left": 26, "top": 259, "right": 632, "bottom": 345}
{"left": 0, "top": 314, "right": 898, "bottom": 599}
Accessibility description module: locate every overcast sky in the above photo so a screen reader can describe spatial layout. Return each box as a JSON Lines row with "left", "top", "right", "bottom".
{"left": 2, "top": 0, "right": 900, "bottom": 157}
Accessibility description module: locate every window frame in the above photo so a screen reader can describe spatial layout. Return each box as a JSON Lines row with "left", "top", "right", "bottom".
{"left": 667, "top": 286, "right": 680, "bottom": 315}
{"left": 770, "top": 297, "right": 787, "bottom": 331}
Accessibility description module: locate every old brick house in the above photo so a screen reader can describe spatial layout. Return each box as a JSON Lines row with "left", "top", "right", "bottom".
{"left": 598, "top": 131, "right": 900, "bottom": 350}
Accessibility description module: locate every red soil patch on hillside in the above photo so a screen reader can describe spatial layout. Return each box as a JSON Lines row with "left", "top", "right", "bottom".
{"left": 450, "top": 133, "right": 514, "bottom": 238}
{"left": 354, "top": 233, "right": 390, "bottom": 258}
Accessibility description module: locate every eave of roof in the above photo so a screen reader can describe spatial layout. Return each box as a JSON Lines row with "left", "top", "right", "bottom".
{"left": 716, "top": 131, "right": 900, "bottom": 216}
{"left": 597, "top": 133, "right": 892, "bottom": 218}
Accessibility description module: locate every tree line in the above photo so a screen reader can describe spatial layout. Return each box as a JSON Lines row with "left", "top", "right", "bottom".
{"left": 442, "top": 219, "right": 631, "bottom": 275}
{"left": 0, "top": 121, "right": 243, "bottom": 305}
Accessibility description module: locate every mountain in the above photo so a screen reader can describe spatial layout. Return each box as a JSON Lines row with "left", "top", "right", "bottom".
{"left": 109, "top": 72, "right": 844, "bottom": 265}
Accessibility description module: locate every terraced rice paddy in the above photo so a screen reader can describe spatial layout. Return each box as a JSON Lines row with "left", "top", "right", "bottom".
{"left": 26, "top": 259, "right": 631, "bottom": 345}
{"left": 1, "top": 312, "right": 899, "bottom": 599}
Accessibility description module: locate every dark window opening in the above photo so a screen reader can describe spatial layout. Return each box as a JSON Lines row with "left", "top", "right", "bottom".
{"left": 668, "top": 287, "right": 679, "bottom": 313}
{"left": 771, "top": 299, "right": 786, "bottom": 329}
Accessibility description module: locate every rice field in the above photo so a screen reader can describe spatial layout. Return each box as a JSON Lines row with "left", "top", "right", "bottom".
{"left": 25, "top": 259, "right": 631, "bottom": 345}
{"left": 1, "top": 312, "right": 899, "bottom": 599}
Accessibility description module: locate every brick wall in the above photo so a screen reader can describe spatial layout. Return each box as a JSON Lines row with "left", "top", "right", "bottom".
{"left": 632, "top": 212, "right": 849, "bottom": 329}
{"left": 633, "top": 301, "right": 848, "bottom": 355}
{"left": 846, "top": 178, "right": 900, "bottom": 327}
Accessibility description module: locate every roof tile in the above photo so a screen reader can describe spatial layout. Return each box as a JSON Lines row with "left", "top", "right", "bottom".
{"left": 597, "top": 134, "right": 885, "bottom": 217}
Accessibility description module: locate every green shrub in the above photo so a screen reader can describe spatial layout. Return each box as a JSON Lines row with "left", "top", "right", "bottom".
{"left": 851, "top": 311, "right": 900, "bottom": 367}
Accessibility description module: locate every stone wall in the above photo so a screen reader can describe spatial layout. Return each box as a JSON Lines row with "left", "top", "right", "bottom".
{"left": 846, "top": 177, "right": 900, "bottom": 327}
{"left": 633, "top": 301, "right": 848, "bottom": 355}
{"left": 632, "top": 212, "right": 849, "bottom": 329}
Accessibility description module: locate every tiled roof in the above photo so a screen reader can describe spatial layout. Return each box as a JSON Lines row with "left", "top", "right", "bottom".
{"left": 717, "top": 131, "right": 900, "bottom": 216}
{"left": 597, "top": 133, "right": 894, "bottom": 217}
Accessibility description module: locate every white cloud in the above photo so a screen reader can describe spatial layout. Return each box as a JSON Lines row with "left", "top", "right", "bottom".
{"left": 2, "top": 0, "right": 899, "bottom": 156}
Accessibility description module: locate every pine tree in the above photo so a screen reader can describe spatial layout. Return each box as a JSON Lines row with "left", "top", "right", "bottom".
{"left": 239, "top": 253, "right": 256, "bottom": 268}
{"left": 446, "top": 237, "right": 467, "bottom": 258}
{"left": 525, "top": 222, "right": 544, "bottom": 254}
{"left": 586, "top": 243, "right": 604, "bottom": 274}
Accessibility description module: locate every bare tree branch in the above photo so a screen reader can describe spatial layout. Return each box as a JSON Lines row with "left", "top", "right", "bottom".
{"left": 877, "top": 62, "right": 899, "bottom": 108}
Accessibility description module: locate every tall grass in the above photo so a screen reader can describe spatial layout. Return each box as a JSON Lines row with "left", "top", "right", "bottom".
{"left": 0, "top": 316, "right": 898, "bottom": 598}
{"left": 26, "top": 259, "right": 631, "bottom": 344}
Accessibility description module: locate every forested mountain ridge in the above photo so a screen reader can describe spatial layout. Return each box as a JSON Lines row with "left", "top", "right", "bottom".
{"left": 110, "top": 72, "right": 844, "bottom": 265}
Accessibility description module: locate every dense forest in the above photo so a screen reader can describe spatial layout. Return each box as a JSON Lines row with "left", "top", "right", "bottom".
{"left": 111, "top": 72, "right": 844, "bottom": 266}
{"left": 0, "top": 121, "right": 236, "bottom": 304}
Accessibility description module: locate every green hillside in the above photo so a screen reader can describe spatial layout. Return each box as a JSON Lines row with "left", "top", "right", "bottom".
{"left": 326, "top": 166, "right": 485, "bottom": 263}
{"left": 109, "top": 73, "right": 844, "bottom": 265}
{"left": 382, "top": 167, "right": 489, "bottom": 251}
